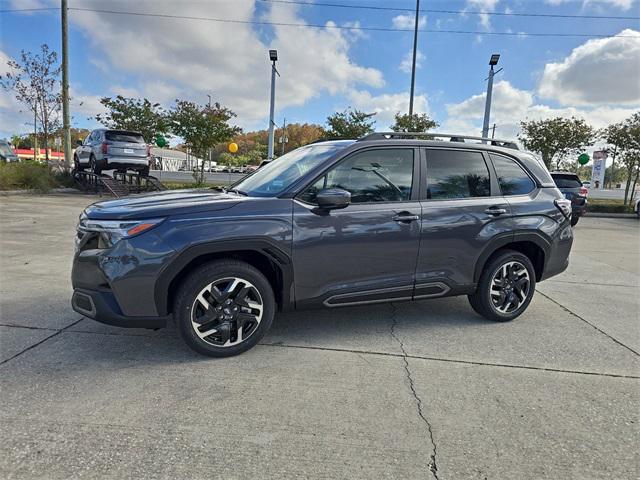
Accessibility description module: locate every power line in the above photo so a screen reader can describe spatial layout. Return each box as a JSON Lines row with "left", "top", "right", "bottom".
{"left": 257, "top": 0, "right": 640, "bottom": 20}
{"left": 0, "top": 7, "right": 60, "bottom": 13}
{"left": 65, "top": 7, "right": 640, "bottom": 38}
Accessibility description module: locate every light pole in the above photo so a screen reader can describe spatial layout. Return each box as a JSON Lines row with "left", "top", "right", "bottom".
{"left": 482, "top": 54, "right": 501, "bottom": 141}
{"left": 267, "top": 49, "right": 278, "bottom": 161}
{"left": 408, "top": 0, "right": 420, "bottom": 116}
{"left": 61, "top": 0, "right": 72, "bottom": 170}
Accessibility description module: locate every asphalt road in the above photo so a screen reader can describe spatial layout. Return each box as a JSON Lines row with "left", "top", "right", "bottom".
{"left": 1, "top": 193, "right": 638, "bottom": 479}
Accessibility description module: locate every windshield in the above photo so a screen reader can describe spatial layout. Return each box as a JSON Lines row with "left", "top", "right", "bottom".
{"left": 233, "top": 143, "right": 350, "bottom": 197}
{"left": 0, "top": 142, "right": 15, "bottom": 157}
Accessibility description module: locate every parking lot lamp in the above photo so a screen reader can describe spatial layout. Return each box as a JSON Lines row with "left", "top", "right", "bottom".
{"left": 267, "top": 49, "right": 278, "bottom": 161}
{"left": 482, "top": 54, "right": 501, "bottom": 141}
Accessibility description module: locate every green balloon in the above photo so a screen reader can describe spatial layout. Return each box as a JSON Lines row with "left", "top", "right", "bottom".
{"left": 578, "top": 153, "right": 589, "bottom": 165}
{"left": 155, "top": 134, "right": 167, "bottom": 148}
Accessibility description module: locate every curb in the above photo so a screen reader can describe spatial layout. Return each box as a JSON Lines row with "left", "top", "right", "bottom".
{"left": 0, "top": 187, "right": 79, "bottom": 196}
{"left": 585, "top": 212, "right": 637, "bottom": 219}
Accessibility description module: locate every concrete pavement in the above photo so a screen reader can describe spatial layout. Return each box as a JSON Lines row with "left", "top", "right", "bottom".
{"left": 1, "top": 193, "right": 638, "bottom": 479}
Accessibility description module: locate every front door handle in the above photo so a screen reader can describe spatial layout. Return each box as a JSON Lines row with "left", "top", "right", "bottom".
{"left": 484, "top": 207, "right": 508, "bottom": 216}
{"left": 393, "top": 213, "right": 420, "bottom": 223}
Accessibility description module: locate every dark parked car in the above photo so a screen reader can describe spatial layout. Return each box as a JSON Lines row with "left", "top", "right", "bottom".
{"left": 72, "top": 133, "right": 574, "bottom": 357}
{"left": 74, "top": 129, "right": 151, "bottom": 175}
{"left": 550, "top": 172, "right": 588, "bottom": 226}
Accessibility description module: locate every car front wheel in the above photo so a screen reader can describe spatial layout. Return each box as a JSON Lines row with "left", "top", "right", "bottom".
{"left": 468, "top": 249, "right": 536, "bottom": 322}
{"left": 174, "top": 260, "right": 275, "bottom": 357}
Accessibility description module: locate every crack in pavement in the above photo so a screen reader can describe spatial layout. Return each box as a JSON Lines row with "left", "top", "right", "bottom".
{"left": 389, "top": 303, "right": 440, "bottom": 480}
{"left": 538, "top": 291, "right": 639, "bottom": 357}
{"left": 0, "top": 318, "right": 84, "bottom": 367}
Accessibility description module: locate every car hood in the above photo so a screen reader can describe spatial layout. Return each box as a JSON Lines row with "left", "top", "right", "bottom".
{"left": 84, "top": 189, "right": 243, "bottom": 220}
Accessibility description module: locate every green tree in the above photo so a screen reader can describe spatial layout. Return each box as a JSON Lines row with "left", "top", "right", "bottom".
{"left": 169, "top": 100, "right": 240, "bottom": 185}
{"left": 1, "top": 44, "right": 62, "bottom": 164}
{"left": 95, "top": 96, "right": 169, "bottom": 143}
{"left": 324, "top": 108, "right": 376, "bottom": 139}
{"left": 390, "top": 112, "right": 439, "bottom": 132}
{"left": 518, "top": 117, "right": 595, "bottom": 170}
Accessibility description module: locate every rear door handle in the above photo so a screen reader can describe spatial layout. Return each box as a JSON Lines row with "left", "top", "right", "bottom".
{"left": 393, "top": 213, "right": 420, "bottom": 223}
{"left": 484, "top": 207, "right": 508, "bottom": 216}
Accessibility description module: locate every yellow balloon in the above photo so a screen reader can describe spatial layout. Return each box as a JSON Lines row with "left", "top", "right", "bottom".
{"left": 228, "top": 142, "right": 238, "bottom": 153}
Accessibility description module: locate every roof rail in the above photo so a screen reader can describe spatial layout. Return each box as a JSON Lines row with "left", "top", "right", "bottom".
{"left": 358, "top": 132, "right": 519, "bottom": 150}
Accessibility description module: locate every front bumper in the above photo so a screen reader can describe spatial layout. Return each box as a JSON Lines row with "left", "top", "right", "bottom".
{"left": 72, "top": 288, "right": 168, "bottom": 329}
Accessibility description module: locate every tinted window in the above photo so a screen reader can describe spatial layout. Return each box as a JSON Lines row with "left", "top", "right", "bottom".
{"left": 234, "top": 142, "right": 351, "bottom": 197}
{"left": 105, "top": 131, "right": 145, "bottom": 143}
{"left": 426, "top": 150, "right": 490, "bottom": 199}
{"left": 551, "top": 174, "right": 582, "bottom": 189}
{"left": 300, "top": 148, "right": 413, "bottom": 204}
{"left": 491, "top": 154, "right": 536, "bottom": 195}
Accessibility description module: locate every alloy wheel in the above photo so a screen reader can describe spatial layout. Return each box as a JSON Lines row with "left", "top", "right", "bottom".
{"left": 190, "top": 277, "right": 263, "bottom": 347}
{"left": 489, "top": 261, "right": 530, "bottom": 314}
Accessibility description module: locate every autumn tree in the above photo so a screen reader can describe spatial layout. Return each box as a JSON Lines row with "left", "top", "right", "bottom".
{"left": 324, "top": 108, "right": 376, "bottom": 139}
{"left": 169, "top": 100, "right": 240, "bottom": 185}
{"left": 95, "top": 96, "right": 169, "bottom": 144}
{"left": 390, "top": 112, "right": 439, "bottom": 132}
{"left": 0, "top": 44, "right": 62, "bottom": 164}
{"left": 518, "top": 117, "right": 595, "bottom": 170}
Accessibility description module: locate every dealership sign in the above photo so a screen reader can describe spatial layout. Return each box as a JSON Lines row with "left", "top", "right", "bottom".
{"left": 591, "top": 150, "right": 607, "bottom": 188}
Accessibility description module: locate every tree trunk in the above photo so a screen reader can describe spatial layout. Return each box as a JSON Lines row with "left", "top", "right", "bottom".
{"left": 623, "top": 165, "right": 633, "bottom": 204}
{"left": 629, "top": 166, "right": 640, "bottom": 206}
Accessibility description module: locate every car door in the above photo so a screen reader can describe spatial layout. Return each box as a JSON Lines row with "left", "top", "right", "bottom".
{"left": 292, "top": 147, "right": 422, "bottom": 307}
{"left": 78, "top": 132, "right": 94, "bottom": 164}
{"left": 415, "top": 148, "right": 511, "bottom": 295}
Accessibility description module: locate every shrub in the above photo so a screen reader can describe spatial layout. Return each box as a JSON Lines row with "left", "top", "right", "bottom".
{"left": 0, "top": 161, "right": 54, "bottom": 192}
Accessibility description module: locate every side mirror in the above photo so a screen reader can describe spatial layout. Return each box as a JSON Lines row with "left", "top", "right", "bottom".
{"left": 76, "top": 140, "right": 83, "bottom": 146}
{"left": 316, "top": 188, "right": 351, "bottom": 210}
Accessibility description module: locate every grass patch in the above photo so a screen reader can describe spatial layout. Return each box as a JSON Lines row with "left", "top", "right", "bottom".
{"left": 588, "top": 198, "right": 634, "bottom": 213}
{"left": 0, "top": 161, "right": 72, "bottom": 192}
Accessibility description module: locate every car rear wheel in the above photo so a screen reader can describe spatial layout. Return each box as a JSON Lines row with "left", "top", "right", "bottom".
{"left": 468, "top": 249, "right": 536, "bottom": 322}
{"left": 174, "top": 260, "right": 275, "bottom": 357}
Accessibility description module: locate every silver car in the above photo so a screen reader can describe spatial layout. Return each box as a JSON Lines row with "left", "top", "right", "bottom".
{"left": 74, "top": 129, "right": 150, "bottom": 175}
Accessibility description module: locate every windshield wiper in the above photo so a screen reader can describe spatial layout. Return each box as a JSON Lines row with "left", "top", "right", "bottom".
{"left": 227, "top": 188, "right": 248, "bottom": 196}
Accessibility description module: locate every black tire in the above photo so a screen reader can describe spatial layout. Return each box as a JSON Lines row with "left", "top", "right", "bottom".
{"left": 90, "top": 155, "right": 102, "bottom": 175}
{"left": 570, "top": 214, "right": 579, "bottom": 227}
{"left": 174, "top": 260, "right": 275, "bottom": 357}
{"left": 468, "top": 249, "right": 536, "bottom": 322}
{"left": 74, "top": 155, "right": 85, "bottom": 171}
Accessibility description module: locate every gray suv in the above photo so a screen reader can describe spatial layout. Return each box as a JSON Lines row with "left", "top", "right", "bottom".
{"left": 74, "top": 129, "right": 150, "bottom": 175}
{"left": 71, "top": 133, "right": 574, "bottom": 357}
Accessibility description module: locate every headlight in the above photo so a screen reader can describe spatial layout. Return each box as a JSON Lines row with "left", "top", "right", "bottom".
{"left": 78, "top": 216, "right": 164, "bottom": 247}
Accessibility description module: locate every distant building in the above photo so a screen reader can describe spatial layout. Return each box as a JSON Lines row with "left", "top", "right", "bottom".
{"left": 150, "top": 147, "right": 207, "bottom": 172}
{"left": 14, "top": 148, "right": 64, "bottom": 163}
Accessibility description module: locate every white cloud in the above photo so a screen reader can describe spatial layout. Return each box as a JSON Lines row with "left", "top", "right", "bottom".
{"left": 347, "top": 90, "right": 430, "bottom": 128}
{"left": 464, "top": 0, "right": 500, "bottom": 30}
{"left": 392, "top": 14, "right": 427, "bottom": 29}
{"left": 545, "top": 0, "right": 636, "bottom": 9}
{"left": 538, "top": 29, "right": 640, "bottom": 106}
{"left": 14, "top": 0, "right": 383, "bottom": 131}
{"left": 444, "top": 79, "right": 638, "bottom": 140}
{"left": 399, "top": 50, "right": 425, "bottom": 73}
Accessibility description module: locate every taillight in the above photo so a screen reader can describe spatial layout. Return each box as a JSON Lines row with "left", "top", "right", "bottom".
{"left": 579, "top": 186, "right": 588, "bottom": 196}
{"left": 101, "top": 142, "right": 108, "bottom": 154}
{"left": 554, "top": 198, "right": 572, "bottom": 220}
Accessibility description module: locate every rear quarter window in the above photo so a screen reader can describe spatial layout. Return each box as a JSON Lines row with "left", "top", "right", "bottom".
{"left": 105, "top": 131, "right": 145, "bottom": 143}
{"left": 490, "top": 154, "right": 536, "bottom": 196}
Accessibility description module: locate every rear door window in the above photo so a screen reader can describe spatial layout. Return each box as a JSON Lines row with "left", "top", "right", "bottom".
{"left": 105, "top": 131, "right": 145, "bottom": 143}
{"left": 490, "top": 154, "right": 536, "bottom": 195}
{"left": 551, "top": 174, "right": 582, "bottom": 189}
{"left": 425, "top": 149, "right": 491, "bottom": 200}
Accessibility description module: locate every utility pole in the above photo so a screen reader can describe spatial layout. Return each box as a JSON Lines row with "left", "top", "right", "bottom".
{"left": 33, "top": 110, "right": 38, "bottom": 162}
{"left": 408, "top": 0, "right": 420, "bottom": 116}
{"left": 482, "top": 54, "right": 501, "bottom": 141}
{"left": 267, "top": 50, "right": 278, "bottom": 162}
{"left": 491, "top": 123, "right": 496, "bottom": 139}
{"left": 61, "top": 0, "right": 72, "bottom": 170}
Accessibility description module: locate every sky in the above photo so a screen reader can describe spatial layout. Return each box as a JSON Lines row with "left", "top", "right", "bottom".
{"left": 0, "top": 0, "right": 639, "bottom": 147}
